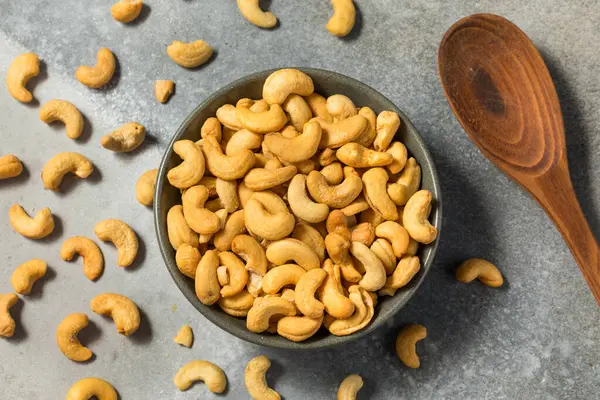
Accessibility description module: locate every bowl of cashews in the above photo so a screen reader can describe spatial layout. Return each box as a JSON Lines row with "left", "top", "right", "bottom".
{"left": 155, "top": 68, "right": 442, "bottom": 349}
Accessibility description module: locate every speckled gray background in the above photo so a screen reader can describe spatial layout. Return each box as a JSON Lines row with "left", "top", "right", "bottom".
{"left": 1, "top": 1, "right": 599, "bottom": 399}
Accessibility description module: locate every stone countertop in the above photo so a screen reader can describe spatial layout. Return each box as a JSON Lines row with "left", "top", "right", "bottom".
{"left": 1, "top": 1, "right": 599, "bottom": 399}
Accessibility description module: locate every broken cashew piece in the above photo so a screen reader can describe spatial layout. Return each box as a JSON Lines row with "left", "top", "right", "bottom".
{"left": 337, "top": 374, "right": 363, "bottom": 400}
{"left": 65, "top": 377, "right": 117, "bottom": 400}
{"left": 294, "top": 268, "right": 327, "bottom": 318}
{"left": 374, "top": 111, "right": 400, "bottom": 151}
{"left": 90, "top": 293, "right": 140, "bottom": 336}
{"left": 39, "top": 99, "right": 84, "bottom": 140}
{"left": 0, "top": 154, "right": 23, "bottom": 180}
{"left": 237, "top": 0, "right": 277, "bottom": 28}
{"left": 247, "top": 296, "right": 296, "bottom": 333}
{"left": 135, "top": 169, "right": 158, "bottom": 206}
{"left": 402, "top": 190, "right": 437, "bottom": 244}
{"left": 396, "top": 324, "right": 427, "bottom": 368}
{"left": 174, "top": 325, "right": 193, "bottom": 347}
{"left": 266, "top": 238, "right": 321, "bottom": 271}
{"left": 263, "top": 68, "right": 314, "bottom": 105}
{"left": 202, "top": 136, "right": 255, "bottom": 180}
{"left": 287, "top": 174, "right": 329, "bottom": 223}
{"left": 168, "top": 140, "right": 205, "bottom": 189}
{"left": 195, "top": 250, "right": 221, "bottom": 305}
{"left": 10, "top": 259, "right": 47, "bottom": 295}
{"left": 6, "top": 52, "right": 39, "bottom": 103}
{"left": 9, "top": 204, "right": 55, "bottom": 239}
{"left": 94, "top": 219, "right": 139, "bottom": 267}
{"left": 75, "top": 48, "right": 116, "bottom": 88}
{"left": 456, "top": 258, "right": 504, "bottom": 287}
{"left": 167, "top": 40, "right": 213, "bottom": 68}
{"left": 264, "top": 120, "right": 322, "bottom": 162}
{"left": 336, "top": 142, "right": 393, "bottom": 168}
{"left": 60, "top": 236, "right": 104, "bottom": 281}
{"left": 41, "top": 152, "right": 93, "bottom": 190}
{"left": 174, "top": 360, "right": 227, "bottom": 393}
{"left": 261, "top": 264, "right": 307, "bottom": 294}
{"left": 111, "top": 0, "right": 143, "bottom": 23}
{"left": 167, "top": 205, "right": 198, "bottom": 250}
{"left": 56, "top": 313, "right": 92, "bottom": 361}
{"left": 175, "top": 244, "right": 201, "bottom": 279}
{"left": 388, "top": 157, "right": 421, "bottom": 206}
{"left": 327, "top": 0, "right": 356, "bottom": 37}
{"left": 101, "top": 122, "right": 146, "bottom": 152}
{"left": 362, "top": 167, "right": 398, "bottom": 221}
{"left": 155, "top": 80, "right": 174, "bottom": 103}
{"left": 0, "top": 294, "right": 19, "bottom": 337}
{"left": 245, "top": 355, "right": 280, "bottom": 400}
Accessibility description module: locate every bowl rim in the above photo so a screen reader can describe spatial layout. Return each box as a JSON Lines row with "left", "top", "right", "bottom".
{"left": 154, "top": 67, "right": 443, "bottom": 350}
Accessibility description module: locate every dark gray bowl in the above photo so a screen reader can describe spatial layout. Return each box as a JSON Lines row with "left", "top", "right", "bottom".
{"left": 155, "top": 68, "right": 442, "bottom": 350}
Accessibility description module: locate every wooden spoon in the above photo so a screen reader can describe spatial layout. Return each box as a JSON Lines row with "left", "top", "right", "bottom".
{"left": 438, "top": 13, "right": 600, "bottom": 305}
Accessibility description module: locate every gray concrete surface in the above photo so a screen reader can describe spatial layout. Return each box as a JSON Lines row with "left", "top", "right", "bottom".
{"left": 1, "top": 1, "right": 599, "bottom": 399}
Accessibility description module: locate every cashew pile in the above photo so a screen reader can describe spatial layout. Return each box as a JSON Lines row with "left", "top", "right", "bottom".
{"left": 164, "top": 68, "right": 438, "bottom": 342}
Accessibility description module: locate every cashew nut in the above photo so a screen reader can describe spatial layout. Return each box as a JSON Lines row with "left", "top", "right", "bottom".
{"left": 94, "top": 219, "right": 138, "bottom": 267}
{"left": 277, "top": 313, "right": 323, "bottom": 342}
{"left": 75, "top": 48, "right": 116, "bottom": 88}
{"left": 370, "top": 238, "right": 396, "bottom": 275}
{"left": 327, "top": 0, "right": 356, "bottom": 37}
{"left": 396, "top": 324, "right": 427, "bottom": 368}
{"left": 244, "top": 165, "right": 297, "bottom": 191}
{"left": 237, "top": 0, "right": 277, "bottom": 28}
{"left": 325, "top": 286, "right": 374, "bottom": 336}
{"left": 340, "top": 195, "right": 370, "bottom": 216}
{"left": 9, "top": 204, "right": 55, "bottom": 239}
{"left": 326, "top": 94, "right": 357, "bottom": 120}
{"left": 294, "top": 268, "right": 326, "bottom": 318}
{"left": 174, "top": 360, "right": 227, "bottom": 393}
{"left": 375, "top": 221, "right": 409, "bottom": 257}
{"left": 305, "top": 93, "right": 333, "bottom": 123}
{"left": 182, "top": 185, "right": 221, "bottom": 234}
{"left": 374, "top": 111, "right": 400, "bottom": 151}
{"left": 307, "top": 169, "right": 362, "bottom": 208}
{"left": 10, "top": 259, "right": 47, "bottom": 295}
{"left": 406, "top": 238, "right": 419, "bottom": 256}
{"left": 266, "top": 238, "right": 321, "bottom": 271}
{"left": 202, "top": 136, "right": 255, "bottom": 180}
{"left": 261, "top": 264, "right": 306, "bottom": 294}
{"left": 217, "top": 266, "right": 230, "bottom": 286}
{"left": 216, "top": 104, "right": 243, "bottom": 131}
{"left": 214, "top": 209, "right": 247, "bottom": 251}
{"left": 263, "top": 69, "right": 314, "bottom": 105}
{"left": 56, "top": 313, "right": 92, "bottom": 361}
{"left": 111, "top": 0, "right": 143, "bottom": 23}
{"left": 349, "top": 242, "right": 386, "bottom": 291}
{"left": 174, "top": 325, "right": 193, "bottom": 347}
{"left": 198, "top": 208, "right": 227, "bottom": 245}
{"left": 317, "top": 259, "right": 355, "bottom": 319}
{"left": 315, "top": 115, "right": 367, "bottom": 149}
{"left": 355, "top": 106, "right": 377, "bottom": 147}
{"left": 201, "top": 117, "right": 223, "bottom": 142}
{"left": 337, "top": 374, "right": 363, "bottom": 400}
{"left": 167, "top": 40, "right": 213, "bottom": 68}
{"left": 218, "top": 289, "right": 255, "bottom": 317}
{"left": 320, "top": 162, "right": 343, "bottom": 185}
{"left": 359, "top": 207, "right": 385, "bottom": 228}
{"left": 226, "top": 129, "right": 262, "bottom": 156}
{"left": 282, "top": 94, "right": 312, "bottom": 132}
{"left": 336, "top": 142, "right": 393, "bottom": 168}
{"left": 379, "top": 256, "right": 421, "bottom": 296}
{"left": 0, "top": 293, "right": 18, "bottom": 337}
{"left": 292, "top": 222, "right": 326, "bottom": 262}
{"left": 236, "top": 104, "right": 288, "bottom": 134}
{"left": 287, "top": 174, "right": 329, "bottom": 223}
{"left": 218, "top": 251, "right": 249, "bottom": 297}
{"left": 41, "top": 152, "right": 93, "bottom": 190}
{"left": 155, "top": 79, "right": 174, "bottom": 103}
{"left": 167, "top": 205, "right": 199, "bottom": 250}
{"left": 6, "top": 53, "right": 40, "bottom": 103}
{"left": 245, "top": 355, "right": 280, "bottom": 400}
{"left": 388, "top": 157, "right": 421, "bottom": 206}
{"left": 402, "top": 190, "right": 437, "bottom": 244}
{"left": 135, "top": 169, "right": 158, "bottom": 206}
{"left": 456, "top": 258, "right": 504, "bottom": 287}
{"left": 362, "top": 167, "right": 398, "bottom": 221}
{"left": 244, "top": 193, "right": 294, "bottom": 241}
{"left": 325, "top": 231, "right": 361, "bottom": 283}
{"left": 195, "top": 249, "right": 221, "bottom": 305}
{"left": 101, "top": 122, "right": 146, "bottom": 152}
{"left": 0, "top": 154, "right": 23, "bottom": 180}
{"left": 350, "top": 222, "right": 375, "bottom": 246}
{"left": 61, "top": 236, "right": 104, "bottom": 281}
{"left": 264, "top": 120, "right": 322, "bottom": 163}
{"left": 167, "top": 140, "right": 205, "bottom": 189}
{"left": 319, "top": 147, "right": 338, "bottom": 166}
{"left": 232, "top": 234, "right": 267, "bottom": 276}
{"left": 175, "top": 244, "right": 201, "bottom": 279}
{"left": 65, "top": 377, "right": 117, "bottom": 400}
{"left": 386, "top": 141, "right": 408, "bottom": 174}
{"left": 39, "top": 99, "right": 84, "bottom": 140}
{"left": 90, "top": 293, "right": 140, "bottom": 336}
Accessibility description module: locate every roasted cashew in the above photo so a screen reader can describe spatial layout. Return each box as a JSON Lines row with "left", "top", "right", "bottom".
{"left": 327, "top": 0, "right": 356, "bottom": 37}
{"left": 388, "top": 157, "right": 421, "bottom": 206}
{"left": 39, "top": 99, "right": 84, "bottom": 140}
{"left": 374, "top": 111, "right": 400, "bottom": 151}
{"left": 325, "top": 286, "right": 374, "bottom": 336}
{"left": 406, "top": 238, "right": 419, "bottom": 256}
{"left": 456, "top": 258, "right": 504, "bottom": 287}
{"left": 175, "top": 244, "right": 201, "bottom": 279}
{"left": 56, "top": 313, "right": 92, "bottom": 361}
{"left": 214, "top": 209, "right": 247, "bottom": 250}
{"left": 218, "top": 289, "right": 255, "bottom": 317}
{"left": 237, "top": 0, "right": 277, "bottom": 28}
{"left": 167, "top": 205, "right": 198, "bottom": 250}
{"left": 101, "top": 122, "right": 146, "bottom": 152}
{"left": 236, "top": 104, "right": 288, "bottom": 134}
{"left": 168, "top": 140, "right": 205, "bottom": 189}
{"left": 340, "top": 196, "right": 370, "bottom": 216}
{"left": 379, "top": 256, "right": 421, "bottom": 296}
{"left": 0, "top": 154, "right": 23, "bottom": 180}
{"left": 7, "top": 52, "right": 40, "bottom": 102}
{"left": 182, "top": 185, "right": 221, "bottom": 234}
{"left": 305, "top": 93, "right": 333, "bottom": 122}
{"left": 320, "top": 162, "right": 343, "bottom": 185}
{"left": 167, "top": 40, "right": 213, "bottom": 68}
{"left": 90, "top": 293, "right": 140, "bottom": 336}
{"left": 0, "top": 293, "right": 18, "bottom": 337}
{"left": 217, "top": 266, "right": 230, "bottom": 286}
{"left": 396, "top": 324, "right": 427, "bottom": 368}
{"left": 350, "top": 222, "right": 375, "bottom": 246}
{"left": 245, "top": 355, "right": 280, "bottom": 400}
{"left": 244, "top": 194, "right": 294, "bottom": 241}
{"left": 155, "top": 79, "right": 174, "bottom": 103}
{"left": 94, "top": 219, "right": 139, "bottom": 267}
{"left": 174, "top": 360, "right": 227, "bottom": 393}
{"left": 349, "top": 242, "right": 386, "bottom": 291}
{"left": 318, "top": 259, "right": 355, "bottom": 319}
{"left": 232, "top": 234, "right": 267, "bottom": 276}
{"left": 195, "top": 249, "right": 221, "bottom": 305}
{"left": 263, "top": 68, "right": 314, "bottom": 105}
{"left": 324, "top": 232, "right": 361, "bottom": 282}
{"left": 264, "top": 120, "right": 322, "bottom": 163}
{"left": 315, "top": 115, "right": 367, "bottom": 149}
{"left": 266, "top": 238, "right": 321, "bottom": 271}
{"left": 261, "top": 264, "right": 306, "bottom": 294}
{"left": 359, "top": 207, "right": 385, "bottom": 228}
{"left": 9, "top": 204, "right": 54, "bottom": 239}
{"left": 326, "top": 209, "right": 351, "bottom": 238}
{"left": 355, "top": 106, "right": 377, "bottom": 147}
{"left": 226, "top": 129, "right": 262, "bottom": 156}
{"left": 61, "top": 236, "right": 104, "bottom": 281}
{"left": 41, "top": 152, "right": 93, "bottom": 190}
{"left": 11, "top": 259, "right": 47, "bottom": 295}
{"left": 202, "top": 136, "right": 255, "bottom": 180}
{"left": 282, "top": 94, "right": 313, "bottom": 131}
{"left": 201, "top": 117, "right": 223, "bottom": 142}
{"left": 75, "top": 48, "right": 116, "bottom": 88}
{"left": 216, "top": 104, "right": 243, "bottom": 130}
{"left": 362, "top": 167, "right": 398, "bottom": 221}
{"left": 247, "top": 296, "right": 296, "bottom": 333}
{"left": 370, "top": 238, "right": 396, "bottom": 275}
{"left": 65, "top": 377, "right": 117, "bottom": 400}
{"left": 277, "top": 313, "right": 323, "bottom": 342}
{"left": 244, "top": 165, "right": 297, "bottom": 191}
{"left": 336, "top": 142, "right": 393, "bottom": 168}
{"left": 218, "top": 251, "right": 249, "bottom": 297}
{"left": 287, "top": 174, "right": 330, "bottom": 223}
{"left": 111, "top": 0, "right": 143, "bottom": 23}
{"left": 174, "top": 325, "right": 193, "bottom": 347}
{"left": 402, "top": 190, "right": 437, "bottom": 244}
{"left": 135, "top": 169, "right": 158, "bottom": 206}
{"left": 292, "top": 222, "right": 326, "bottom": 262}
{"left": 387, "top": 141, "right": 408, "bottom": 174}
{"left": 326, "top": 94, "right": 357, "bottom": 120}
{"left": 294, "top": 268, "right": 326, "bottom": 318}
{"left": 337, "top": 374, "right": 363, "bottom": 400}
{"left": 319, "top": 147, "right": 338, "bottom": 166}
{"left": 306, "top": 169, "right": 362, "bottom": 208}
{"left": 376, "top": 221, "right": 409, "bottom": 257}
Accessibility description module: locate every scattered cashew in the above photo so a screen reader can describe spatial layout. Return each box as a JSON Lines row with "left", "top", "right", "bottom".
{"left": 327, "top": 0, "right": 356, "bottom": 37}
{"left": 0, "top": 154, "right": 23, "bottom": 180}
{"left": 111, "top": 0, "right": 143, "bottom": 23}
{"left": 375, "top": 221, "right": 409, "bottom": 257}
{"left": 370, "top": 238, "right": 396, "bottom": 275}
{"left": 226, "top": 129, "right": 262, "bottom": 156}
{"left": 175, "top": 244, "right": 201, "bottom": 279}
{"left": 245, "top": 355, "right": 280, "bottom": 400}
{"left": 167, "top": 40, "right": 213, "bottom": 68}
{"left": 174, "top": 360, "right": 227, "bottom": 393}
{"left": 60, "top": 236, "right": 104, "bottom": 281}
{"left": 374, "top": 111, "right": 400, "bottom": 151}
{"left": 65, "top": 378, "right": 117, "bottom": 400}
{"left": 75, "top": 48, "right": 116, "bottom": 88}
{"left": 456, "top": 258, "right": 504, "bottom": 287}
{"left": 202, "top": 136, "right": 255, "bottom": 180}
{"left": 245, "top": 194, "right": 294, "bottom": 241}
{"left": 168, "top": 140, "right": 205, "bottom": 188}
{"left": 379, "top": 256, "right": 421, "bottom": 296}
{"left": 0, "top": 293, "right": 18, "bottom": 337}
{"left": 264, "top": 120, "right": 322, "bottom": 162}
{"left": 90, "top": 293, "right": 140, "bottom": 336}
{"left": 56, "top": 313, "right": 92, "bottom": 361}
{"left": 201, "top": 117, "right": 223, "bottom": 142}
{"left": 6, "top": 53, "right": 39, "bottom": 103}
{"left": 39, "top": 99, "right": 84, "bottom": 140}
{"left": 325, "top": 286, "right": 374, "bottom": 336}
{"left": 307, "top": 169, "right": 362, "bottom": 208}
{"left": 336, "top": 142, "right": 393, "bottom": 167}
{"left": 263, "top": 69, "right": 314, "bottom": 105}
{"left": 237, "top": 0, "right": 277, "bottom": 28}
{"left": 11, "top": 259, "right": 47, "bottom": 295}
{"left": 244, "top": 165, "right": 297, "bottom": 191}
{"left": 349, "top": 242, "right": 386, "bottom": 291}
{"left": 388, "top": 157, "right": 421, "bottom": 206}
{"left": 167, "top": 205, "right": 199, "bottom": 250}
{"left": 362, "top": 167, "right": 398, "bottom": 221}
{"left": 315, "top": 115, "right": 367, "bottom": 148}
{"left": 41, "top": 152, "right": 93, "bottom": 190}
{"left": 155, "top": 79, "right": 174, "bottom": 103}
{"left": 396, "top": 324, "right": 427, "bottom": 368}
{"left": 247, "top": 296, "right": 296, "bottom": 333}
{"left": 266, "top": 238, "right": 321, "bottom": 271}
{"left": 337, "top": 374, "right": 363, "bottom": 400}
{"left": 218, "top": 251, "right": 249, "bottom": 297}
{"left": 287, "top": 174, "right": 330, "bottom": 223}
{"left": 355, "top": 107, "right": 377, "bottom": 147}
{"left": 94, "top": 219, "right": 138, "bottom": 267}
{"left": 236, "top": 104, "right": 288, "bottom": 134}
{"left": 135, "top": 169, "right": 158, "bottom": 206}
{"left": 9, "top": 204, "right": 54, "bottom": 239}
{"left": 402, "top": 190, "right": 437, "bottom": 244}
{"left": 214, "top": 209, "right": 247, "bottom": 251}
{"left": 101, "top": 122, "right": 146, "bottom": 152}
{"left": 232, "top": 234, "right": 268, "bottom": 276}
{"left": 174, "top": 325, "right": 193, "bottom": 347}
{"left": 294, "top": 268, "right": 326, "bottom": 318}
{"left": 326, "top": 94, "right": 357, "bottom": 120}
{"left": 387, "top": 141, "right": 408, "bottom": 174}
{"left": 350, "top": 222, "right": 375, "bottom": 246}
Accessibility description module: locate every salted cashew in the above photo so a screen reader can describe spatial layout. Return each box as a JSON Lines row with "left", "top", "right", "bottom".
{"left": 350, "top": 222, "right": 375, "bottom": 246}
{"left": 237, "top": 0, "right": 277, "bottom": 28}
{"left": 307, "top": 169, "right": 362, "bottom": 208}
{"left": 456, "top": 258, "right": 504, "bottom": 287}
{"left": 218, "top": 251, "right": 249, "bottom": 297}
{"left": 65, "top": 377, "right": 117, "bottom": 400}
{"left": 182, "top": 185, "right": 221, "bottom": 234}
{"left": 192, "top": 249, "right": 220, "bottom": 305}
{"left": 201, "top": 117, "right": 223, "bottom": 142}
{"left": 355, "top": 106, "right": 377, "bottom": 147}
{"left": 216, "top": 104, "right": 243, "bottom": 131}
{"left": 282, "top": 94, "right": 313, "bottom": 132}
{"left": 61, "top": 236, "right": 104, "bottom": 281}
{"left": 304, "top": 94, "right": 331, "bottom": 123}
{"left": 287, "top": 174, "right": 329, "bottom": 223}
{"left": 325, "top": 286, "right": 374, "bottom": 336}
{"left": 359, "top": 207, "right": 385, "bottom": 228}
{"left": 261, "top": 264, "right": 306, "bottom": 294}
{"left": 56, "top": 313, "right": 92, "bottom": 361}
{"left": 376, "top": 221, "right": 409, "bottom": 257}
{"left": 402, "top": 190, "right": 437, "bottom": 244}
{"left": 236, "top": 104, "right": 288, "bottom": 134}
{"left": 167, "top": 40, "right": 213, "bottom": 68}
{"left": 264, "top": 120, "right": 322, "bottom": 163}
{"left": 94, "top": 219, "right": 138, "bottom": 267}
{"left": 90, "top": 293, "right": 140, "bottom": 336}
{"left": 6, "top": 53, "right": 40, "bottom": 103}
{"left": 406, "top": 238, "right": 419, "bottom": 256}
{"left": 167, "top": 205, "right": 199, "bottom": 250}
{"left": 232, "top": 234, "right": 267, "bottom": 276}
{"left": 174, "top": 325, "right": 193, "bottom": 347}
{"left": 325, "top": 221, "right": 362, "bottom": 283}
{"left": 9, "top": 204, "right": 54, "bottom": 239}
{"left": 318, "top": 147, "right": 338, "bottom": 166}
{"left": 245, "top": 355, "right": 280, "bottom": 400}
{"left": 263, "top": 69, "right": 314, "bottom": 105}
{"left": 0, "top": 154, "right": 23, "bottom": 180}
{"left": 11, "top": 259, "right": 47, "bottom": 295}
{"left": 318, "top": 260, "right": 354, "bottom": 319}
{"left": 388, "top": 157, "right": 422, "bottom": 206}
{"left": 320, "top": 162, "right": 343, "bottom": 185}
{"left": 294, "top": 268, "right": 326, "bottom": 318}
{"left": 75, "top": 48, "right": 116, "bottom": 88}
{"left": 218, "top": 289, "right": 255, "bottom": 317}
{"left": 167, "top": 140, "right": 205, "bottom": 189}
{"left": 111, "top": 0, "right": 143, "bottom": 23}
{"left": 135, "top": 169, "right": 158, "bottom": 206}
{"left": 340, "top": 195, "right": 370, "bottom": 216}
{"left": 217, "top": 266, "right": 230, "bottom": 286}
{"left": 362, "top": 167, "right": 398, "bottom": 221}
{"left": 379, "top": 256, "right": 421, "bottom": 296}
{"left": 374, "top": 111, "right": 400, "bottom": 151}
{"left": 247, "top": 296, "right": 296, "bottom": 333}
{"left": 266, "top": 238, "right": 321, "bottom": 271}
{"left": 326, "top": 209, "right": 351, "bottom": 238}
{"left": 39, "top": 99, "right": 84, "bottom": 140}
{"left": 292, "top": 222, "right": 326, "bottom": 262}
{"left": 226, "top": 129, "right": 262, "bottom": 156}
{"left": 155, "top": 79, "right": 174, "bottom": 103}
{"left": 326, "top": 94, "right": 357, "bottom": 120}
{"left": 175, "top": 244, "right": 201, "bottom": 279}
{"left": 327, "top": 0, "right": 356, "bottom": 37}
{"left": 349, "top": 242, "right": 386, "bottom": 291}
{"left": 0, "top": 294, "right": 18, "bottom": 337}
{"left": 214, "top": 209, "right": 247, "bottom": 250}
{"left": 370, "top": 238, "right": 396, "bottom": 275}
{"left": 396, "top": 324, "right": 427, "bottom": 368}
{"left": 387, "top": 141, "right": 408, "bottom": 174}
{"left": 101, "top": 122, "right": 146, "bottom": 152}
{"left": 202, "top": 136, "right": 255, "bottom": 180}
{"left": 315, "top": 115, "right": 367, "bottom": 149}
{"left": 336, "top": 142, "right": 393, "bottom": 167}
{"left": 244, "top": 193, "right": 294, "bottom": 241}
{"left": 244, "top": 165, "right": 297, "bottom": 191}
{"left": 337, "top": 374, "right": 363, "bottom": 400}
{"left": 174, "top": 360, "right": 227, "bottom": 393}
{"left": 41, "top": 152, "right": 93, "bottom": 190}
{"left": 277, "top": 313, "right": 323, "bottom": 342}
